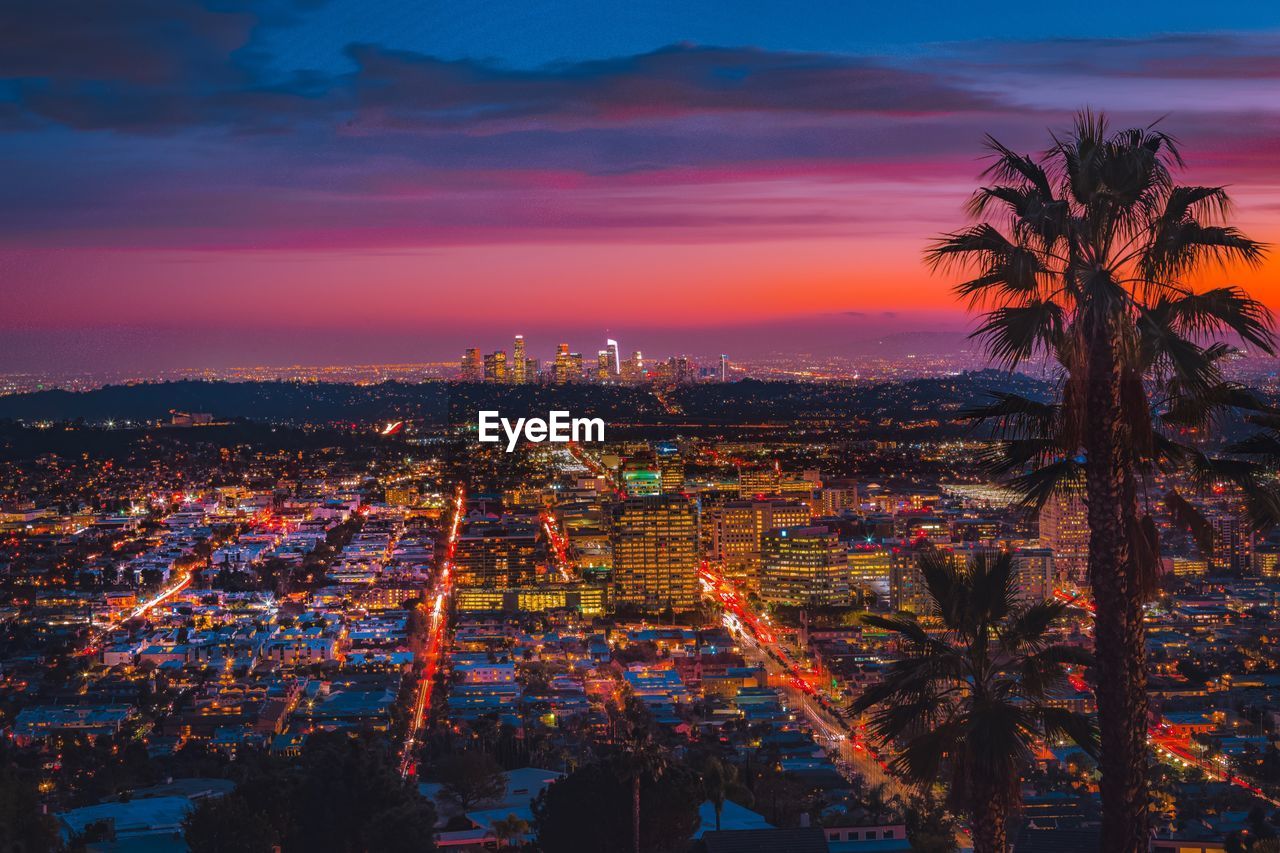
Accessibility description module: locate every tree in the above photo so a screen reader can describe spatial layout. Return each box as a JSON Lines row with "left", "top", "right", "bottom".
{"left": 0, "top": 762, "right": 61, "bottom": 853}
{"left": 434, "top": 749, "right": 507, "bottom": 814}
{"left": 362, "top": 801, "right": 439, "bottom": 853}
{"left": 287, "top": 732, "right": 424, "bottom": 852}
{"left": 184, "top": 793, "right": 276, "bottom": 853}
{"left": 929, "top": 111, "right": 1275, "bottom": 852}
{"left": 532, "top": 761, "right": 700, "bottom": 853}
{"left": 702, "top": 756, "right": 728, "bottom": 831}
{"left": 490, "top": 813, "right": 530, "bottom": 848}
{"left": 612, "top": 700, "right": 669, "bottom": 853}
{"left": 851, "top": 551, "right": 1097, "bottom": 853}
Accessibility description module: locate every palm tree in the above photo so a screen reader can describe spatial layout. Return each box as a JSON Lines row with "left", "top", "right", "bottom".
{"left": 702, "top": 756, "right": 728, "bottom": 831}
{"left": 928, "top": 111, "right": 1275, "bottom": 852}
{"left": 490, "top": 813, "right": 529, "bottom": 849}
{"left": 851, "top": 550, "right": 1097, "bottom": 853}
{"left": 611, "top": 699, "right": 669, "bottom": 853}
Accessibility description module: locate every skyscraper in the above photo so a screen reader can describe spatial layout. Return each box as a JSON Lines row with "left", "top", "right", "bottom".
{"left": 1038, "top": 489, "right": 1089, "bottom": 585}
{"left": 553, "top": 344, "right": 571, "bottom": 384}
{"left": 483, "top": 350, "right": 508, "bottom": 383}
{"left": 596, "top": 350, "right": 611, "bottom": 382}
{"left": 719, "top": 354, "right": 728, "bottom": 382}
{"left": 512, "top": 335, "right": 527, "bottom": 383}
{"left": 609, "top": 495, "right": 699, "bottom": 613}
{"left": 606, "top": 339, "right": 620, "bottom": 375}
{"left": 461, "top": 348, "right": 483, "bottom": 381}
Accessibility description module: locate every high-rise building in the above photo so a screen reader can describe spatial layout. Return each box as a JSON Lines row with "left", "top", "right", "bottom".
{"left": 760, "top": 526, "right": 847, "bottom": 607}
{"left": 461, "top": 348, "right": 483, "bottom": 381}
{"left": 1013, "top": 547, "right": 1054, "bottom": 602}
{"left": 1038, "top": 489, "right": 1089, "bottom": 585}
{"left": 596, "top": 350, "right": 611, "bottom": 382}
{"left": 719, "top": 354, "right": 728, "bottom": 382}
{"left": 609, "top": 495, "right": 699, "bottom": 613}
{"left": 453, "top": 521, "right": 540, "bottom": 588}
{"left": 483, "top": 351, "right": 508, "bottom": 383}
{"left": 709, "top": 499, "right": 811, "bottom": 590}
{"left": 512, "top": 335, "right": 527, "bottom": 383}
{"left": 606, "top": 339, "right": 620, "bottom": 375}
{"left": 568, "top": 352, "right": 584, "bottom": 381}
{"left": 553, "top": 344, "right": 571, "bottom": 384}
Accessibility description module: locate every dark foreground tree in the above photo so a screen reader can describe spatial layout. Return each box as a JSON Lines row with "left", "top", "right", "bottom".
{"left": 930, "top": 111, "right": 1275, "bottom": 852}
{"left": 852, "top": 551, "right": 1096, "bottom": 853}
{"left": 533, "top": 760, "right": 700, "bottom": 853}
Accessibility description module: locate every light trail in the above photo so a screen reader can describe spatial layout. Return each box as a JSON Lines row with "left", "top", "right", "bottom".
{"left": 399, "top": 485, "right": 463, "bottom": 778}
{"left": 81, "top": 569, "right": 194, "bottom": 656}
{"left": 699, "top": 561, "right": 903, "bottom": 793}
{"left": 541, "top": 510, "right": 574, "bottom": 582}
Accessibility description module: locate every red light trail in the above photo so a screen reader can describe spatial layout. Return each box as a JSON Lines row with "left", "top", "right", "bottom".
{"left": 399, "top": 485, "right": 463, "bottom": 778}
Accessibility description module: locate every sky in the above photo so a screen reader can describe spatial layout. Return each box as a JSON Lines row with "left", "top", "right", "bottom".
{"left": 3, "top": 0, "right": 1280, "bottom": 371}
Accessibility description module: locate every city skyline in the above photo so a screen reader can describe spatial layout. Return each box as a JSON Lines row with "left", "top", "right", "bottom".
{"left": 4, "top": 1, "right": 1280, "bottom": 372}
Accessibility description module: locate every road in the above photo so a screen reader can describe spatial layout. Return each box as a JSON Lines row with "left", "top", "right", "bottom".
{"left": 399, "top": 485, "right": 463, "bottom": 778}
{"left": 698, "top": 563, "right": 905, "bottom": 796}
{"left": 541, "top": 509, "right": 574, "bottom": 582}
{"left": 1150, "top": 729, "right": 1279, "bottom": 806}
{"left": 81, "top": 567, "right": 195, "bottom": 656}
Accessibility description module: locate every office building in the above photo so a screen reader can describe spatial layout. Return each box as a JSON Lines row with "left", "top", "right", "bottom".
{"left": 461, "top": 348, "right": 483, "bottom": 381}
{"left": 709, "top": 499, "right": 811, "bottom": 590}
{"left": 609, "top": 495, "right": 699, "bottom": 613}
{"left": 483, "top": 351, "right": 508, "bottom": 383}
{"left": 512, "top": 335, "right": 527, "bottom": 383}
{"left": 1039, "top": 489, "right": 1089, "bottom": 585}
{"left": 760, "top": 526, "right": 847, "bottom": 607}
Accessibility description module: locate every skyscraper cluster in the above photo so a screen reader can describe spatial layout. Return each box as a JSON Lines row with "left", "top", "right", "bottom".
{"left": 457, "top": 334, "right": 731, "bottom": 384}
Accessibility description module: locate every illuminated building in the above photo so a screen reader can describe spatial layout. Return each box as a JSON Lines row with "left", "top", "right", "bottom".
{"left": 738, "top": 466, "right": 781, "bottom": 498}
{"left": 461, "top": 348, "right": 483, "bottom": 381}
{"left": 709, "top": 499, "right": 811, "bottom": 590}
{"left": 1013, "top": 547, "right": 1054, "bottom": 602}
{"left": 453, "top": 521, "right": 540, "bottom": 588}
{"left": 760, "top": 526, "right": 847, "bottom": 607}
{"left": 719, "top": 354, "right": 728, "bottom": 382}
{"left": 568, "top": 352, "right": 584, "bottom": 380}
{"left": 606, "top": 339, "right": 620, "bottom": 375}
{"left": 596, "top": 350, "right": 611, "bottom": 382}
{"left": 890, "top": 546, "right": 997, "bottom": 614}
{"left": 608, "top": 495, "right": 699, "bottom": 612}
{"left": 1165, "top": 556, "right": 1209, "bottom": 578}
{"left": 553, "top": 344, "right": 572, "bottom": 384}
{"left": 819, "top": 485, "right": 859, "bottom": 515}
{"left": 1038, "top": 489, "right": 1089, "bottom": 585}
{"left": 512, "top": 335, "right": 527, "bottom": 383}
{"left": 622, "top": 455, "right": 661, "bottom": 497}
{"left": 483, "top": 351, "right": 508, "bottom": 383}
{"left": 847, "top": 545, "right": 891, "bottom": 605}
{"left": 1252, "top": 545, "right": 1280, "bottom": 577}
{"left": 659, "top": 457, "right": 684, "bottom": 494}
{"left": 889, "top": 548, "right": 928, "bottom": 613}
{"left": 1211, "top": 512, "right": 1250, "bottom": 574}
{"left": 455, "top": 583, "right": 606, "bottom": 616}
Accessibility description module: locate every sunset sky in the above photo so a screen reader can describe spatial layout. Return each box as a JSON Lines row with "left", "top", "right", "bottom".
{"left": 3, "top": 0, "right": 1280, "bottom": 370}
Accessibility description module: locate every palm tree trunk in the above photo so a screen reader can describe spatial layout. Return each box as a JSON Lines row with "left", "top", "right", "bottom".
{"left": 969, "top": 778, "right": 1009, "bottom": 853}
{"left": 633, "top": 775, "right": 642, "bottom": 853}
{"left": 1082, "top": 327, "right": 1150, "bottom": 853}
